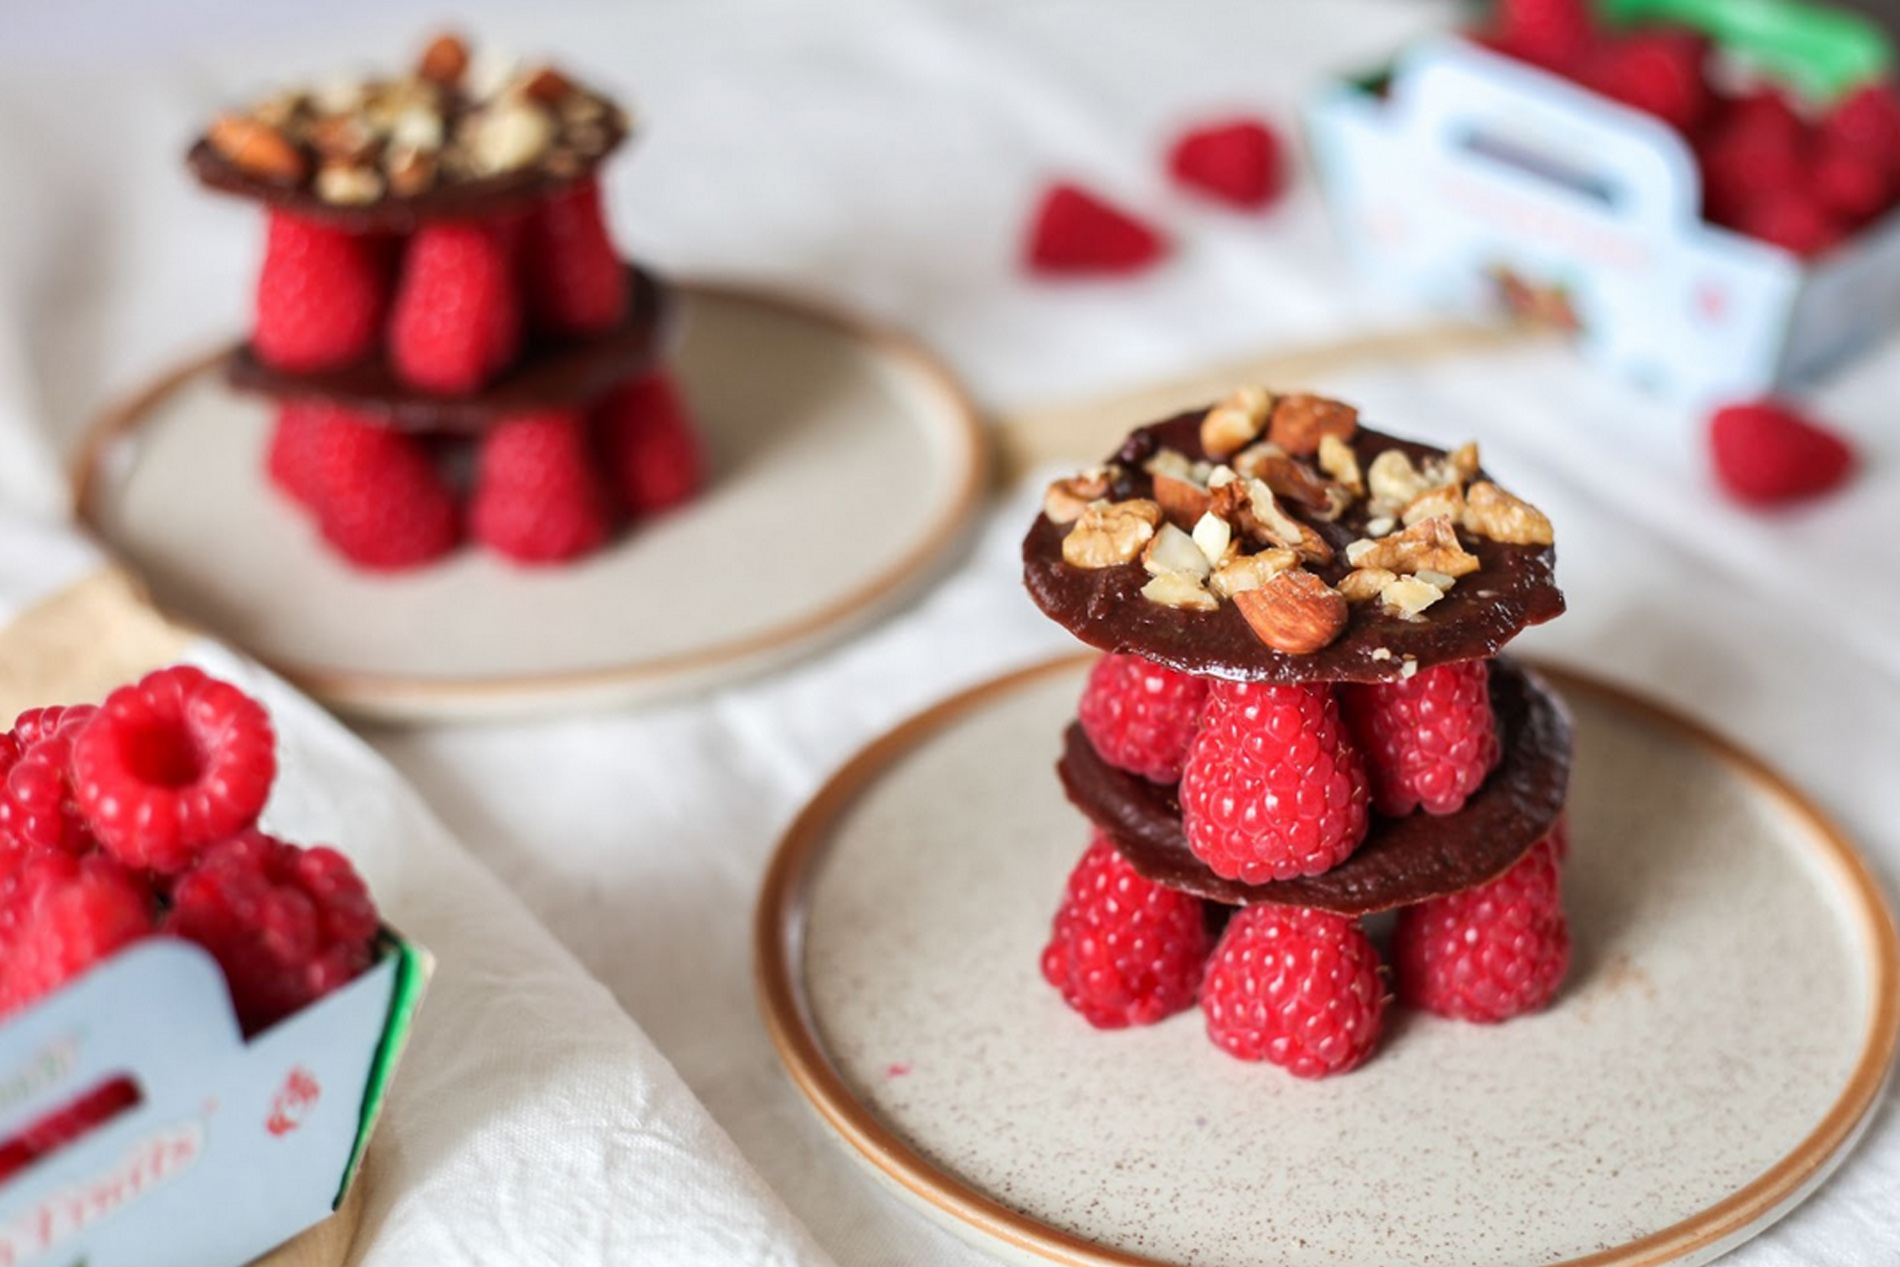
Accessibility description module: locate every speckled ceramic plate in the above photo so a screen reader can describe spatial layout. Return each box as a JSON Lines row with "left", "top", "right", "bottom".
{"left": 74, "top": 283, "right": 987, "bottom": 722}
{"left": 757, "top": 654, "right": 1899, "bottom": 1267}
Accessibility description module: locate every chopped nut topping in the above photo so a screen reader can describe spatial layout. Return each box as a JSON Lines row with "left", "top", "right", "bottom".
{"left": 1448, "top": 441, "right": 1481, "bottom": 481}
{"left": 1366, "top": 449, "right": 1428, "bottom": 517}
{"left": 418, "top": 33, "right": 471, "bottom": 84}
{"left": 1401, "top": 483, "right": 1465, "bottom": 528}
{"left": 315, "top": 161, "right": 384, "bottom": 204}
{"left": 1143, "top": 523, "right": 1212, "bottom": 580}
{"left": 1317, "top": 434, "right": 1363, "bottom": 495}
{"left": 1214, "top": 478, "right": 1333, "bottom": 565}
{"left": 1201, "top": 386, "right": 1274, "bottom": 458}
{"left": 1338, "top": 567, "right": 1398, "bottom": 603}
{"left": 1400, "top": 657, "right": 1419, "bottom": 680}
{"left": 1141, "top": 570, "right": 1220, "bottom": 611}
{"left": 1232, "top": 570, "right": 1349, "bottom": 654}
{"left": 1247, "top": 452, "right": 1352, "bottom": 522}
{"left": 1229, "top": 440, "right": 1288, "bottom": 481}
{"left": 1370, "top": 647, "right": 1394, "bottom": 661}
{"left": 1042, "top": 468, "right": 1113, "bottom": 524}
{"left": 1208, "top": 547, "right": 1298, "bottom": 599}
{"left": 1267, "top": 392, "right": 1358, "bottom": 455}
{"left": 1365, "top": 515, "right": 1396, "bottom": 538}
{"left": 1414, "top": 569, "right": 1458, "bottom": 592}
{"left": 207, "top": 114, "right": 307, "bottom": 183}
{"left": 1463, "top": 481, "right": 1555, "bottom": 546}
{"left": 467, "top": 98, "right": 555, "bottom": 173}
{"left": 1191, "top": 512, "right": 1234, "bottom": 568}
{"left": 1381, "top": 576, "right": 1445, "bottom": 619}
{"left": 1062, "top": 499, "right": 1162, "bottom": 568}
{"left": 1152, "top": 470, "right": 1212, "bottom": 528}
{"left": 1347, "top": 516, "right": 1480, "bottom": 578}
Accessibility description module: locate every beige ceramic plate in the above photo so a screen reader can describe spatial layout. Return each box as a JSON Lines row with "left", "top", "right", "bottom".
{"left": 757, "top": 654, "right": 1899, "bottom": 1267}
{"left": 75, "top": 283, "right": 987, "bottom": 721}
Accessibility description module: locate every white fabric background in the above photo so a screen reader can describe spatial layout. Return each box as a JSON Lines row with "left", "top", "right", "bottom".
{"left": 0, "top": 1, "right": 1898, "bottom": 1263}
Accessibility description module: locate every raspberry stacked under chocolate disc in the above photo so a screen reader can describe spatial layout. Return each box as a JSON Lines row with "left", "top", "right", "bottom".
{"left": 189, "top": 33, "right": 702, "bottom": 570}
{"left": 1025, "top": 387, "right": 1573, "bottom": 1077}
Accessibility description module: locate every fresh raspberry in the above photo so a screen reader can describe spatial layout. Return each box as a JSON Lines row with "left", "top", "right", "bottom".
{"left": 70, "top": 667, "right": 276, "bottom": 875}
{"left": 389, "top": 221, "right": 522, "bottom": 394}
{"left": 1395, "top": 836, "right": 1568, "bottom": 1022}
{"left": 1178, "top": 680, "right": 1369, "bottom": 883}
{"left": 166, "top": 831, "right": 378, "bottom": 1035}
{"left": 1578, "top": 29, "right": 1711, "bottom": 136}
{"left": 0, "top": 706, "right": 100, "bottom": 865}
{"left": 293, "top": 408, "right": 461, "bottom": 571}
{"left": 1819, "top": 82, "right": 1900, "bottom": 179}
{"left": 1167, "top": 119, "right": 1285, "bottom": 209}
{"left": 1025, "top": 183, "right": 1167, "bottom": 277}
{"left": 470, "top": 410, "right": 614, "bottom": 565}
{"left": 1041, "top": 833, "right": 1210, "bottom": 1028}
{"left": 0, "top": 853, "right": 155, "bottom": 1018}
{"left": 265, "top": 404, "right": 325, "bottom": 508}
{"left": 595, "top": 374, "right": 704, "bottom": 517}
{"left": 1342, "top": 660, "right": 1500, "bottom": 817}
{"left": 1488, "top": 0, "right": 1593, "bottom": 71}
{"left": 252, "top": 213, "right": 390, "bottom": 373}
{"left": 1077, "top": 653, "right": 1209, "bottom": 783}
{"left": 1732, "top": 190, "right": 1848, "bottom": 257}
{"left": 1812, "top": 137, "right": 1897, "bottom": 224}
{"left": 15, "top": 1076, "right": 140, "bottom": 1164}
{"left": 521, "top": 179, "right": 627, "bottom": 337}
{"left": 1699, "top": 90, "right": 1808, "bottom": 226}
{"left": 1709, "top": 400, "right": 1856, "bottom": 505}
{"left": 1201, "top": 905, "right": 1385, "bottom": 1076}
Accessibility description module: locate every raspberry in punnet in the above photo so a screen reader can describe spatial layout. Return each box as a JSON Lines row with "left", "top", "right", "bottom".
{"left": 1178, "top": 680, "right": 1369, "bottom": 883}
{"left": 1078, "top": 653, "right": 1209, "bottom": 784}
{"left": 1342, "top": 659, "right": 1500, "bottom": 817}
{"left": 0, "top": 853, "right": 155, "bottom": 1019}
{"left": 1041, "top": 833, "right": 1210, "bottom": 1028}
{"left": 1025, "top": 183, "right": 1167, "bottom": 277}
{"left": 1578, "top": 28, "right": 1711, "bottom": 136}
{"left": 1395, "top": 835, "right": 1568, "bottom": 1022}
{"left": 1167, "top": 119, "right": 1285, "bottom": 209}
{"left": 471, "top": 409, "right": 615, "bottom": 564}
{"left": 389, "top": 220, "right": 523, "bottom": 393}
{"left": 595, "top": 374, "right": 704, "bottom": 516}
{"left": 1201, "top": 904, "right": 1384, "bottom": 1076}
{"left": 70, "top": 667, "right": 276, "bottom": 874}
{"left": 521, "top": 178, "right": 627, "bottom": 336}
{"left": 166, "top": 831, "right": 378, "bottom": 1035}
{"left": 1489, "top": 0, "right": 1593, "bottom": 71}
{"left": 0, "top": 706, "right": 100, "bottom": 866}
{"left": 252, "top": 212, "right": 390, "bottom": 373}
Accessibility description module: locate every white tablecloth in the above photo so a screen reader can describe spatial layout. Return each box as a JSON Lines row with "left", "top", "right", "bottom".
{"left": 1, "top": 1, "right": 1897, "bottom": 1262}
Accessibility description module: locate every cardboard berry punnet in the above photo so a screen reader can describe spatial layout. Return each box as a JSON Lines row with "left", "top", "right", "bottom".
{"left": 1305, "top": 0, "right": 1900, "bottom": 408}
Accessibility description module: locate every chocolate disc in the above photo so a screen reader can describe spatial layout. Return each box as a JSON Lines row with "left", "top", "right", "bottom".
{"left": 1022, "top": 414, "right": 1565, "bottom": 685}
{"left": 225, "top": 264, "right": 673, "bottom": 432}
{"left": 1057, "top": 657, "right": 1572, "bottom": 914}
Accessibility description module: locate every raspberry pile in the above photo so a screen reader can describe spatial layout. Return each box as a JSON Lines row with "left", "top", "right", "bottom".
{"left": 0, "top": 667, "right": 381, "bottom": 1044}
{"left": 1479, "top": 0, "right": 1900, "bottom": 255}
{"left": 197, "top": 34, "right": 705, "bottom": 571}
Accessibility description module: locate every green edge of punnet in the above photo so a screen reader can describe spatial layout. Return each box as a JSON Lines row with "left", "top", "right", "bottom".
{"left": 1595, "top": 0, "right": 1892, "bottom": 101}
{"left": 335, "top": 933, "right": 431, "bottom": 1205}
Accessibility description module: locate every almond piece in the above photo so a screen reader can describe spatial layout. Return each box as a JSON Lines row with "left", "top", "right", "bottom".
{"left": 1062, "top": 499, "right": 1162, "bottom": 568}
{"left": 315, "top": 161, "right": 384, "bottom": 204}
{"left": 1464, "top": 481, "right": 1554, "bottom": 546}
{"left": 1200, "top": 386, "right": 1274, "bottom": 458}
{"left": 208, "top": 114, "right": 307, "bottom": 183}
{"left": 1350, "top": 515, "right": 1481, "bottom": 578}
{"left": 468, "top": 99, "right": 555, "bottom": 174}
{"left": 1191, "top": 512, "right": 1233, "bottom": 568}
{"left": 1317, "top": 433, "right": 1363, "bottom": 496}
{"left": 1042, "top": 469, "right": 1112, "bottom": 524}
{"left": 1142, "top": 570, "right": 1219, "bottom": 612}
{"left": 1232, "top": 570, "right": 1349, "bottom": 654}
{"left": 419, "top": 33, "right": 471, "bottom": 84}
{"left": 1337, "top": 567, "right": 1397, "bottom": 603}
{"left": 1267, "top": 393, "right": 1358, "bottom": 455}
{"left": 1143, "top": 523, "right": 1212, "bottom": 580}
{"left": 1209, "top": 547, "right": 1298, "bottom": 598}
{"left": 522, "top": 66, "right": 575, "bottom": 105}
{"left": 1152, "top": 471, "right": 1212, "bottom": 529}
{"left": 1243, "top": 480, "right": 1334, "bottom": 566}
{"left": 1251, "top": 452, "right": 1351, "bottom": 521}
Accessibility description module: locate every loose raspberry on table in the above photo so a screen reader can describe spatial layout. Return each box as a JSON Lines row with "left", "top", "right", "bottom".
{"left": 252, "top": 212, "right": 391, "bottom": 373}
{"left": 1395, "top": 835, "right": 1568, "bottom": 1022}
{"left": 1078, "top": 653, "right": 1209, "bottom": 784}
{"left": 1342, "top": 659, "right": 1500, "bottom": 817}
{"left": 1041, "top": 833, "right": 1211, "bottom": 1028}
{"left": 1178, "top": 680, "right": 1369, "bottom": 883}
{"left": 521, "top": 178, "right": 628, "bottom": 337}
{"left": 0, "top": 706, "right": 99, "bottom": 866}
{"left": 0, "top": 853, "right": 155, "bottom": 1019}
{"left": 70, "top": 666, "right": 276, "bottom": 875}
{"left": 1201, "top": 904, "right": 1385, "bottom": 1076}
{"left": 1709, "top": 399, "right": 1856, "bottom": 505}
{"left": 285, "top": 406, "right": 461, "bottom": 571}
{"left": 166, "top": 831, "right": 378, "bottom": 1035}
{"left": 1024, "top": 183, "right": 1167, "bottom": 277}
{"left": 389, "top": 220, "right": 523, "bottom": 394}
{"left": 595, "top": 374, "right": 705, "bottom": 517}
{"left": 471, "top": 409, "right": 615, "bottom": 564}
{"left": 1167, "top": 119, "right": 1285, "bottom": 209}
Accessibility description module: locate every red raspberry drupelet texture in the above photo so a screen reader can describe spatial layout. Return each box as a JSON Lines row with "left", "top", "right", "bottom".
{"left": 0, "top": 706, "right": 100, "bottom": 867}
{"left": 389, "top": 220, "right": 523, "bottom": 394}
{"left": 595, "top": 374, "right": 705, "bottom": 517}
{"left": 70, "top": 667, "right": 276, "bottom": 875}
{"left": 1342, "top": 659, "right": 1500, "bottom": 817}
{"left": 252, "top": 212, "right": 390, "bottom": 373}
{"left": 1041, "top": 833, "right": 1211, "bottom": 1028}
{"left": 166, "top": 831, "right": 378, "bottom": 1035}
{"left": 1077, "top": 653, "right": 1210, "bottom": 784}
{"left": 269, "top": 403, "right": 461, "bottom": 570}
{"left": 1395, "top": 835, "right": 1569, "bottom": 1022}
{"left": 1201, "top": 904, "right": 1385, "bottom": 1076}
{"left": 0, "top": 853, "right": 155, "bottom": 1019}
{"left": 521, "top": 179, "right": 627, "bottom": 337}
{"left": 1178, "top": 680, "right": 1369, "bottom": 883}
{"left": 471, "top": 410, "right": 615, "bottom": 565}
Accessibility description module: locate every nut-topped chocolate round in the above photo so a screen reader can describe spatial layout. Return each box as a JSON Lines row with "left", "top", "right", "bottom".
{"left": 1028, "top": 386, "right": 1575, "bottom": 1079}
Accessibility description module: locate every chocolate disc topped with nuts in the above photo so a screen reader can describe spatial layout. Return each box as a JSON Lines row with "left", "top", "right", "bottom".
{"left": 1022, "top": 387, "right": 1565, "bottom": 684}
{"left": 187, "top": 32, "right": 630, "bottom": 232}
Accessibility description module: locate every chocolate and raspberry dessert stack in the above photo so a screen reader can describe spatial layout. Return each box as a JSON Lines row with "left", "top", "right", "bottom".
{"left": 1025, "top": 387, "right": 1574, "bottom": 1078}
{"left": 189, "top": 33, "right": 702, "bottom": 571}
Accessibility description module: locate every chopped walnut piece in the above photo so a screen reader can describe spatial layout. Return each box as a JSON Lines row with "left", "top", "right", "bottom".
{"left": 1201, "top": 386, "right": 1274, "bottom": 458}
{"left": 1208, "top": 547, "right": 1298, "bottom": 598}
{"left": 1401, "top": 483, "right": 1465, "bottom": 528}
{"left": 1062, "top": 499, "right": 1162, "bottom": 568}
{"left": 1448, "top": 441, "right": 1481, "bottom": 481}
{"left": 1317, "top": 434, "right": 1363, "bottom": 496}
{"left": 1141, "top": 570, "right": 1220, "bottom": 612}
{"left": 1348, "top": 516, "right": 1480, "bottom": 578}
{"left": 1338, "top": 567, "right": 1398, "bottom": 603}
{"left": 1043, "top": 468, "right": 1112, "bottom": 524}
{"left": 1381, "top": 575, "right": 1445, "bottom": 619}
{"left": 1464, "top": 481, "right": 1554, "bottom": 546}
{"left": 1232, "top": 570, "right": 1349, "bottom": 654}
{"left": 1366, "top": 449, "right": 1427, "bottom": 516}
{"left": 1267, "top": 393, "right": 1358, "bottom": 455}
{"left": 1144, "top": 523, "right": 1212, "bottom": 580}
